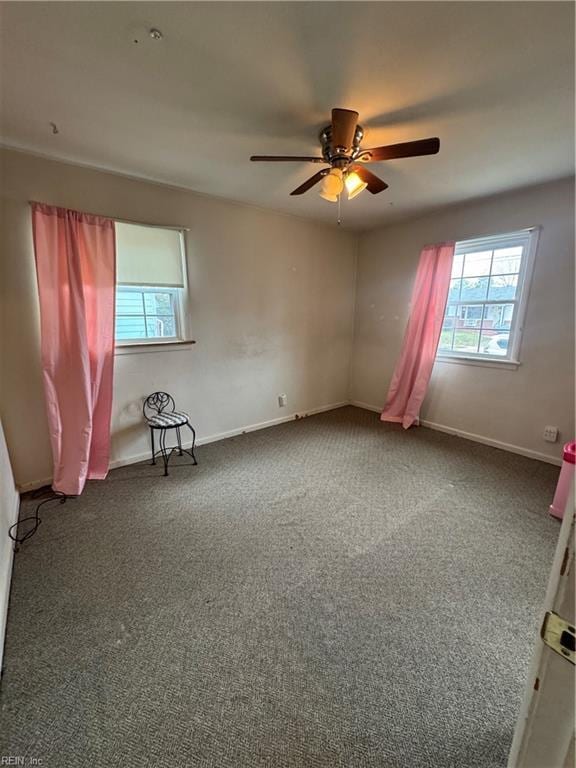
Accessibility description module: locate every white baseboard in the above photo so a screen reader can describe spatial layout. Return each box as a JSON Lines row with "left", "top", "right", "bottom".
{"left": 349, "top": 400, "right": 561, "bottom": 466}
{"left": 1, "top": 493, "right": 20, "bottom": 676}
{"left": 349, "top": 399, "right": 382, "bottom": 414}
{"left": 419, "top": 419, "right": 562, "bottom": 466}
{"left": 17, "top": 398, "right": 562, "bottom": 490}
{"left": 17, "top": 476, "right": 53, "bottom": 493}
{"left": 17, "top": 401, "right": 349, "bottom": 491}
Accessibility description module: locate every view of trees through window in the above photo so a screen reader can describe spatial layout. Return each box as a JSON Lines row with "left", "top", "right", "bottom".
{"left": 439, "top": 244, "right": 524, "bottom": 358}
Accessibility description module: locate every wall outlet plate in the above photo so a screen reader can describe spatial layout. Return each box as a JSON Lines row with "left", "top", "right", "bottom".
{"left": 543, "top": 425, "right": 559, "bottom": 443}
{"left": 278, "top": 393, "right": 287, "bottom": 408}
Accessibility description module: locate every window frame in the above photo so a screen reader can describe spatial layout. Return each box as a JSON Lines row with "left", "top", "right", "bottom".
{"left": 113, "top": 225, "right": 192, "bottom": 350}
{"left": 436, "top": 227, "right": 540, "bottom": 366}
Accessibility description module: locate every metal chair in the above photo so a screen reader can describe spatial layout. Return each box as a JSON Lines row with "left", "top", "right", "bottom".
{"left": 143, "top": 392, "right": 198, "bottom": 476}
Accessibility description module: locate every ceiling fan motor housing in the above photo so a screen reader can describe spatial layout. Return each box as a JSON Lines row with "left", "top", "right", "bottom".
{"left": 319, "top": 124, "right": 364, "bottom": 168}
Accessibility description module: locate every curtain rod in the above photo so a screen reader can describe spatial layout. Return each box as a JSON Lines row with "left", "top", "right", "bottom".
{"left": 454, "top": 226, "right": 537, "bottom": 245}
{"left": 28, "top": 202, "right": 190, "bottom": 232}
{"left": 113, "top": 216, "right": 190, "bottom": 232}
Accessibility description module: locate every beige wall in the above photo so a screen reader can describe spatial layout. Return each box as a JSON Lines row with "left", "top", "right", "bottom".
{"left": 0, "top": 148, "right": 357, "bottom": 488}
{"left": 0, "top": 418, "right": 19, "bottom": 673}
{"left": 1, "top": 147, "right": 573, "bottom": 485}
{"left": 350, "top": 177, "right": 575, "bottom": 462}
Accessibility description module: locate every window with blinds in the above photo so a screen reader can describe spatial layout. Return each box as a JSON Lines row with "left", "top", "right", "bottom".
{"left": 114, "top": 222, "right": 189, "bottom": 345}
{"left": 437, "top": 229, "right": 538, "bottom": 363}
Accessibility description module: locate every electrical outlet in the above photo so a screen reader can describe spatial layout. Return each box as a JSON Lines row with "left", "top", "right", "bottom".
{"left": 543, "top": 426, "right": 558, "bottom": 443}
{"left": 278, "top": 393, "right": 287, "bottom": 408}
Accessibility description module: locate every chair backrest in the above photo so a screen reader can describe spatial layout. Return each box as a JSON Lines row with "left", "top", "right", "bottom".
{"left": 143, "top": 392, "right": 176, "bottom": 422}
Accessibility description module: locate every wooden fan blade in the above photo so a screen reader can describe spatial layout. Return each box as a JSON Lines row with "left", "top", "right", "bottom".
{"left": 290, "top": 170, "right": 328, "bottom": 196}
{"left": 250, "top": 155, "right": 325, "bottom": 163}
{"left": 363, "top": 137, "right": 440, "bottom": 162}
{"left": 351, "top": 165, "right": 388, "bottom": 194}
{"left": 331, "top": 109, "right": 359, "bottom": 150}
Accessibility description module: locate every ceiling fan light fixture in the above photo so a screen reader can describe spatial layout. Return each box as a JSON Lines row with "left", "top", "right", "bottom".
{"left": 319, "top": 168, "right": 344, "bottom": 202}
{"left": 345, "top": 171, "right": 368, "bottom": 200}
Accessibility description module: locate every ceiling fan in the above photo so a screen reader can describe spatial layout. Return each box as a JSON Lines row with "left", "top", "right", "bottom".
{"left": 250, "top": 108, "right": 440, "bottom": 202}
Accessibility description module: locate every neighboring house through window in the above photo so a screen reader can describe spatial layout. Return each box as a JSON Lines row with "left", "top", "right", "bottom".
{"left": 438, "top": 229, "right": 538, "bottom": 362}
{"left": 114, "top": 222, "right": 190, "bottom": 346}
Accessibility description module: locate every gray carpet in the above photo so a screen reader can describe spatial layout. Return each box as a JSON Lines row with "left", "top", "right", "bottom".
{"left": 0, "top": 406, "right": 560, "bottom": 768}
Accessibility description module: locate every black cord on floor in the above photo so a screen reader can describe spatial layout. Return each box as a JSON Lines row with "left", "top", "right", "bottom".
{"left": 8, "top": 487, "right": 70, "bottom": 551}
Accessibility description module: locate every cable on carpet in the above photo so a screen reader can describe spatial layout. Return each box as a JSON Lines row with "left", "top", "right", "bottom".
{"left": 8, "top": 486, "right": 71, "bottom": 550}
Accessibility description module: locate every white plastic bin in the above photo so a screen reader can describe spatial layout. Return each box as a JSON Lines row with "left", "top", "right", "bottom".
{"left": 549, "top": 441, "right": 575, "bottom": 520}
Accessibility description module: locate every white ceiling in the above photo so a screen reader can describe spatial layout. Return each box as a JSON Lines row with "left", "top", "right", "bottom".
{"left": 1, "top": 2, "right": 574, "bottom": 230}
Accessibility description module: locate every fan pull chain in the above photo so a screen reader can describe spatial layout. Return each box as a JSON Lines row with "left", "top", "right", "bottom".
{"left": 337, "top": 193, "right": 342, "bottom": 226}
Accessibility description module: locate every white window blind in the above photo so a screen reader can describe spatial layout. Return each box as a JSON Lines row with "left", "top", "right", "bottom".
{"left": 115, "top": 222, "right": 185, "bottom": 287}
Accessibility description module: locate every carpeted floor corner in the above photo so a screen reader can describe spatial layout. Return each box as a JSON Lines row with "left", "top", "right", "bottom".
{"left": 0, "top": 406, "right": 560, "bottom": 768}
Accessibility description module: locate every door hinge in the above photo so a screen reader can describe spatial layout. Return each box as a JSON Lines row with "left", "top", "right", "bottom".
{"left": 541, "top": 611, "right": 575, "bottom": 664}
{"left": 559, "top": 546, "right": 570, "bottom": 575}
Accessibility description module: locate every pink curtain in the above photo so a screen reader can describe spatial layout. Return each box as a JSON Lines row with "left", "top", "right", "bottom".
{"left": 381, "top": 242, "right": 455, "bottom": 429}
{"left": 31, "top": 203, "right": 116, "bottom": 495}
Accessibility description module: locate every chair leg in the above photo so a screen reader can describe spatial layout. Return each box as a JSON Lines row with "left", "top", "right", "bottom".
{"left": 159, "top": 428, "right": 170, "bottom": 476}
{"left": 176, "top": 427, "right": 184, "bottom": 456}
{"left": 150, "top": 428, "right": 156, "bottom": 465}
{"left": 186, "top": 423, "right": 198, "bottom": 465}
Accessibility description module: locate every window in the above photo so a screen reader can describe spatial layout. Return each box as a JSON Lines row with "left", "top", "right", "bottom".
{"left": 115, "top": 286, "right": 180, "bottom": 342}
{"left": 438, "top": 229, "right": 538, "bottom": 363}
{"left": 114, "top": 222, "right": 190, "bottom": 346}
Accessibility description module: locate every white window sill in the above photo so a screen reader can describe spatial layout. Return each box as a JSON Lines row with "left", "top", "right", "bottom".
{"left": 435, "top": 354, "right": 520, "bottom": 370}
{"left": 115, "top": 340, "right": 196, "bottom": 356}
